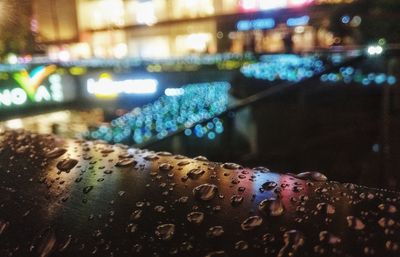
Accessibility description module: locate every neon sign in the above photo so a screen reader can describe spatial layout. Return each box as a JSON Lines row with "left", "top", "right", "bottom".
{"left": 165, "top": 88, "right": 184, "bottom": 96}
{"left": 0, "top": 65, "right": 64, "bottom": 108}
{"left": 87, "top": 73, "right": 158, "bottom": 99}
{"left": 287, "top": 15, "right": 310, "bottom": 27}
{"left": 288, "top": 0, "right": 314, "bottom": 7}
{"left": 12, "top": 65, "right": 57, "bottom": 100}
{"left": 0, "top": 88, "right": 27, "bottom": 106}
{"left": 240, "top": 0, "right": 314, "bottom": 11}
{"left": 260, "top": 0, "right": 287, "bottom": 10}
{"left": 236, "top": 15, "right": 310, "bottom": 31}
{"left": 237, "top": 18, "right": 275, "bottom": 31}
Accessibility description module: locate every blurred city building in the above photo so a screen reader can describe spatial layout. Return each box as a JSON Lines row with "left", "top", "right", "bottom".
{"left": 31, "top": 0, "right": 365, "bottom": 60}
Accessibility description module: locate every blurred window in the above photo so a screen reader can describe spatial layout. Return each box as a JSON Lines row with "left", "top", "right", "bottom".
{"left": 220, "top": 0, "right": 240, "bottom": 14}
{"left": 175, "top": 33, "right": 213, "bottom": 54}
{"left": 125, "top": 0, "right": 167, "bottom": 25}
{"left": 171, "top": 0, "right": 215, "bottom": 19}
{"left": 91, "top": 30, "right": 127, "bottom": 58}
{"left": 128, "top": 36, "right": 170, "bottom": 58}
{"left": 78, "top": 0, "right": 125, "bottom": 30}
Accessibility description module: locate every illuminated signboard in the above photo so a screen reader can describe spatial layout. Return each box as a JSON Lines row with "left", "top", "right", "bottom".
{"left": 286, "top": 15, "right": 310, "bottom": 26}
{"left": 237, "top": 15, "right": 309, "bottom": 31}
{"left": 0, "top": 65, "right": 64, "bottom": 108}
{"left": 260, "top": 0, "right": 288, "bottom": 10}
{"left": 164, "top": 88, "right": 185, "bottom": 96}
{"left": 237, "top": 18, "right": 275, "bottom": 30}
{"left": 87, "top": 73, "right": 158, "bottom": 99}
{"left": 240, "top": 0, "right": 314, "bottom": 11}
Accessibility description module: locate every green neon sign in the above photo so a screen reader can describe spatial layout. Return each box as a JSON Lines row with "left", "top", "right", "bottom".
{"left": 0, "top": 65, "right": 64, "bottom": 108}
{"left": 12, "top": 65, "right": 57, "bottom": 101}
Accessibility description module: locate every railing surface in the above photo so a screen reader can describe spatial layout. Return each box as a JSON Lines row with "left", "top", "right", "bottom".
{"left": 0, "top": 130, "right": 399, "bottom": 257}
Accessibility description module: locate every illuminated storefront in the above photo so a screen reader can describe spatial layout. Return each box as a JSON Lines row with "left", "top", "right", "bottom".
{"left": 70, "top": 0, "right": 361, "bottom": 58}
{"left": 218, "top": 13, "right": 318, "bottom": 53}
{"left": 125, "top": 20, "right": 217, "bottom": 58}
{"left": 216, "top": 1, "right": 355, "bottom": 54}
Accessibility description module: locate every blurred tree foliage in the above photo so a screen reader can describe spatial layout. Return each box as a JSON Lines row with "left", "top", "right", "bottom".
{"left": 0, "top": 0, "right": 34, "bottom": 59}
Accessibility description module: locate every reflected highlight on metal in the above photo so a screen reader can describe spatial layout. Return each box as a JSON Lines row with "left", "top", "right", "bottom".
{"left": 0, "top": 129, "right": 399, "bottom": 257}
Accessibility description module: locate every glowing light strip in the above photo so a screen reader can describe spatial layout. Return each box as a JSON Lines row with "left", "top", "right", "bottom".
{"left": 87, "top": 78, "right": 158, "bottom": 96}
{"left": 165, "top": 88, "right": 185, "bottom": 96}
{"left": 237, "top": 18, "right": 275, "bottom": 31}
{"left": 240, "top": 0, "right": 314, "bottom": 11}
{"left": 287, "top": 15, "right": 310, "bottom": 27}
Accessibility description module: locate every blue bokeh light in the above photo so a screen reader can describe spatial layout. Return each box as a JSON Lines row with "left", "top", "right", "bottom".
{"left": 241, "top": 55, "right": 325, "bottom": 82}
{"left": 88, "top": 82, "right": 230, "bottom": 144}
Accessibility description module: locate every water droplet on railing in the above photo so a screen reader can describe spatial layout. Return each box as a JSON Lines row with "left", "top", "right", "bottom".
{"left": 130, "top": 209, "right": 143, "bottom": 220}
{"left": 230, "top": 195, "right": 244, "bottom": 206}
{"left": 194, "top": 156, "right": 208, "bottom": 161}
{"left": 58, "top": 235, "right": 72, "bottom": 252}
{"left": 45, "top": 148, "right": 67, "bottom": 159}
{"left": 56, "top": 158, "right": 78, "bottom": 172}
{"left": 36, "top": 228, "right": 57, "bottom": 257}
{"left": 126, "top": 223, "right": 138, "bottom": 233}
{"left": 253, "top": 166, "right": 270, "bottom": 173}
{"left": 346, "top": 216, "right": 365, "bottom": 230}
{"left": 178, "top": 196, "right": 189, "bottom": 204}
{"left": 241, "top": 216, "right": 263, "bottom": 231}
{"left": 222, "top": 163, "right": 243, "bottom": 170}
{"left": 316, "top": 203, "right": 336, "bottom": 215}
{"left": 157, "top": 151, "right": 172, "bottom": 156}
{"left": 187, "top": 211, "right": 204, "bottom": 225}
{"left": 262, "top": 181, "right": 277, "bottom": 191}
{"left": 193, "top": 184, "right": 218, "bottom": 201}
{"left": 144, "top": 154, "right": 159, "bottom": 161}
{"left": 0, "top": 220, "right": 9, "bottom": 235}
{"left": 115, "top": 158, "right": 136, "bottom": 167}
{"left": 234, "top": 240, "right": 249, "bottom": 251}
{"left": 205, "top": 250, "right": 227, "bottom": 257}
{"left": 187, "top": 168, "right": 205, "bottom": 179}
{"left": 278, "top": 230, "right": 304, "bottom": 257}
{"left": 178, "top": 161, "right": 190, "bottom": 166}
{"left": 207, "top": 226, "right": 224, "bottom": 238}
{"left": 155, "top": 224, "right": 175, "bottom": 241}
{"left": 259, "top": 198, "right": 285, "bottom": 216}
{"left": 295, "top": 172, "right": 327, "bottom": 182}
{"left": 159, "top": 163, "right": 174, "bottom": 172}
{"left": 83, "top": 186, "right": 93, "bottom": 194}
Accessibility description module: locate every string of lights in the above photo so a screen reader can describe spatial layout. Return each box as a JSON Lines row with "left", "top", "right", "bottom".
{"left": 86, "top": 82, "right": 231, "bottom": 144}
{"left": 240, "top": 54, "right": 325, "bottom": 82}
{"left": 320, "top": 66, "right": 397, "bottom": 86}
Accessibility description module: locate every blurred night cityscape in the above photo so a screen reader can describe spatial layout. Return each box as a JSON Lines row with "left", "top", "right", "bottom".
{"left": 0, "top": 0, "right": 400, "bottom": 188}
{"left": 0, "top": 1, "right": 400, "bottom": 256}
